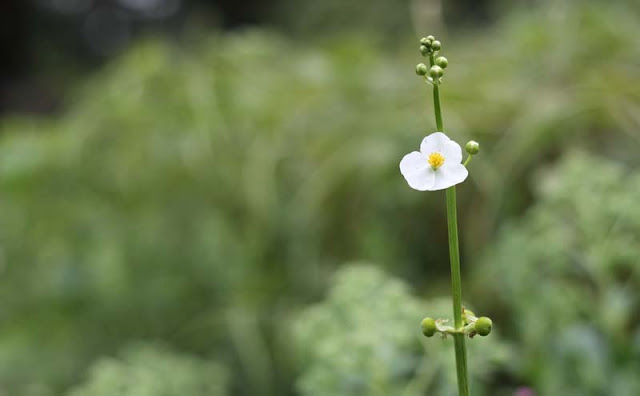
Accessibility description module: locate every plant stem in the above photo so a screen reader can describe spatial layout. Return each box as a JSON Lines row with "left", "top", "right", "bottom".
{"left": 429, "top": 54, "right": 444, "bottom": 132}
{"left": 446, "top": 186, "right": 470, "bottom": 396}
{"left": 433, "top": 85, "right": 444, "bottom": 131}
{"left": 429, "top": 52, "right": 470, "bottom": 395}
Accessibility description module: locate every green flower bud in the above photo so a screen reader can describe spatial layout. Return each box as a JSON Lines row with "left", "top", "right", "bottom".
{"left": 419, "top": 37, "right": 432, "bottom": 46}
{"left": 429, "top": 65, "right": 443, "bottom": 80}
{"left": 426, "top": 35, "right": 435, "bottom": 41}
{"left": 475, "top": 316, "right": 492, "bottom": 336}
{"left": 435, "top": 56, "right": 448, "bottom": 69}
{"left": 419, "top": 45, "right": 430, "bottom": 56}
{"left": 465, "top": 141, "right": 480, "bottom": 155}
{"left": 415, "top": 63, "right": 429, "bottom": 76}
{"left": 421, "top": 317, "right": 437, "bottom": 337}
{"left": 431, "top": 40, "right": 441, "bottom": 51}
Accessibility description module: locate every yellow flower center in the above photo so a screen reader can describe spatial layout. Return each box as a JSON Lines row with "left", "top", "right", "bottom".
{"left": 427, "top": 152, "right": 445, "bottom": 170}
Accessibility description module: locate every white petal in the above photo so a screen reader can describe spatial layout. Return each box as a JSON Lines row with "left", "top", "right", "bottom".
{"left": 432, "top": 163, "right": 469, "bottom": 190}
{"left": 420, "top": 132, "right": 463, "bottom": 164}
{"left": 400, "top": 151, "right": 436, "bottom": 191}
{"left": 420, "top": 132, "right": 449, "bottom": 154}
{"left": 441, "top": 140, "right": 463, "bottom": 165}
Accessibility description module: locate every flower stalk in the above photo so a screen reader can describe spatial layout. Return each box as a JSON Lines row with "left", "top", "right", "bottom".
{"left": 407, "top": 35, "right": 490, "bottom": 396}
{"left": 446, "top": 186, "right": 470, "bottom": 396}
{"left": 429, "top": 46, "right": 470, "bottom": 396}
{"left": 428, "top": 54, "right": 444, "bottom": 132}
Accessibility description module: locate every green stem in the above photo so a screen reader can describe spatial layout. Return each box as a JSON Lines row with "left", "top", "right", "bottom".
{"left": 433, "top": 85, "right": 444, "bottom": 131}
{"left": 428, "top": 54, "right": 444, "bottom": 131}
{"left": 428, "top": 54, "right": 470, "bottom": 395}
{"left": 446, "top": 187, "right": 470, "bottom": 396}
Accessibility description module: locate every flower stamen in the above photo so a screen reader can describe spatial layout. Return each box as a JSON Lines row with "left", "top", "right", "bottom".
{"left": 428, "top": 152, "right": 445, "bottom": 170}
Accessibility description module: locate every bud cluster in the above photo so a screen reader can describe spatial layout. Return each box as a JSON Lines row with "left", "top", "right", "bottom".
{"left": 415, "top": 35, "right": 449, "bottom": 85}
{"left": 421, "top": 307, "right": 492, "bottom": 339}
{"left": 418, "top": 35, "right": 440, "bottom": 56}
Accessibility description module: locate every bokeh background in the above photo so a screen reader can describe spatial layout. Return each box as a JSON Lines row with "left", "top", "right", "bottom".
{"left": 1, "top": 0, "right": 640, "bottom": 395}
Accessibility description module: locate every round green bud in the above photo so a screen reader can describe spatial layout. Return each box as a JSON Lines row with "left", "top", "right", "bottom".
{"left": 465, "top": 141, "right": 480, "bottom": 155}
{"left": 419, "top": 37, "right": 432, "bottom": 46}
{"left": 435, "top": 56, "right": 448, "bottom": 69}
{"left": 475, "top": 317, "right": 492, "bottom": 336}
{"left": 415, "top": 63, "right": 429, "bottom": 76}
{"left": 431, "top": 40, "right": 441, "bottom": 51}
{"left": 419, "top": 45, "right": 430, "bottom": 56}
{"left": 429, "top": 65, "right": 444, "bottom": 79}
{"left": 426, "top": 35, "right": 435, "bottom": 41}
{"left": 421, "top": 317, "right": 437, "bottom": 337}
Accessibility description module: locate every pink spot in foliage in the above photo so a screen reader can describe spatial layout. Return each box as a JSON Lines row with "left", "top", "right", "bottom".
{"left": 514, "top": 387, "right": 535, "bottom": 396}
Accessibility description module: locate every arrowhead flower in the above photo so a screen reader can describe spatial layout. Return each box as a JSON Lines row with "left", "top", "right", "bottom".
{"left": 412, "top": 36, "right": 487, "bottom": 396}
{"left": 399, "top": 132, "right": 468, "bottom": 191}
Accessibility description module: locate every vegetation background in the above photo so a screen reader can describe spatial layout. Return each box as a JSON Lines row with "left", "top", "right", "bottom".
{"left": 1, "top": 0, "right": 639, "bottom": 395}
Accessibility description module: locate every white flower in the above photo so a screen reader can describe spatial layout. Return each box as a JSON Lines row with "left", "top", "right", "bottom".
{"left": 399, "top": 132, "right": 468, "bottom": 191}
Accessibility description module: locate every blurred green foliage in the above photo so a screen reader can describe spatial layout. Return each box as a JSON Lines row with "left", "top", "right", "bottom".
{"left": 67, "top": 343, "right": 228, "bottom": 396}
{"left": 275, "top": 0, "right": 413, "bottom": 42}
{"left": 0, "top": 31, "right": 425, "bottom": 395}
{"left": 294, "top": 264, "right": 510, "bottom": 395}
{"left": 475, "top": 152, "right": 640, "bottom": 395}
{"left": 0, "top": 1, "right": 638, "bottom": 395}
